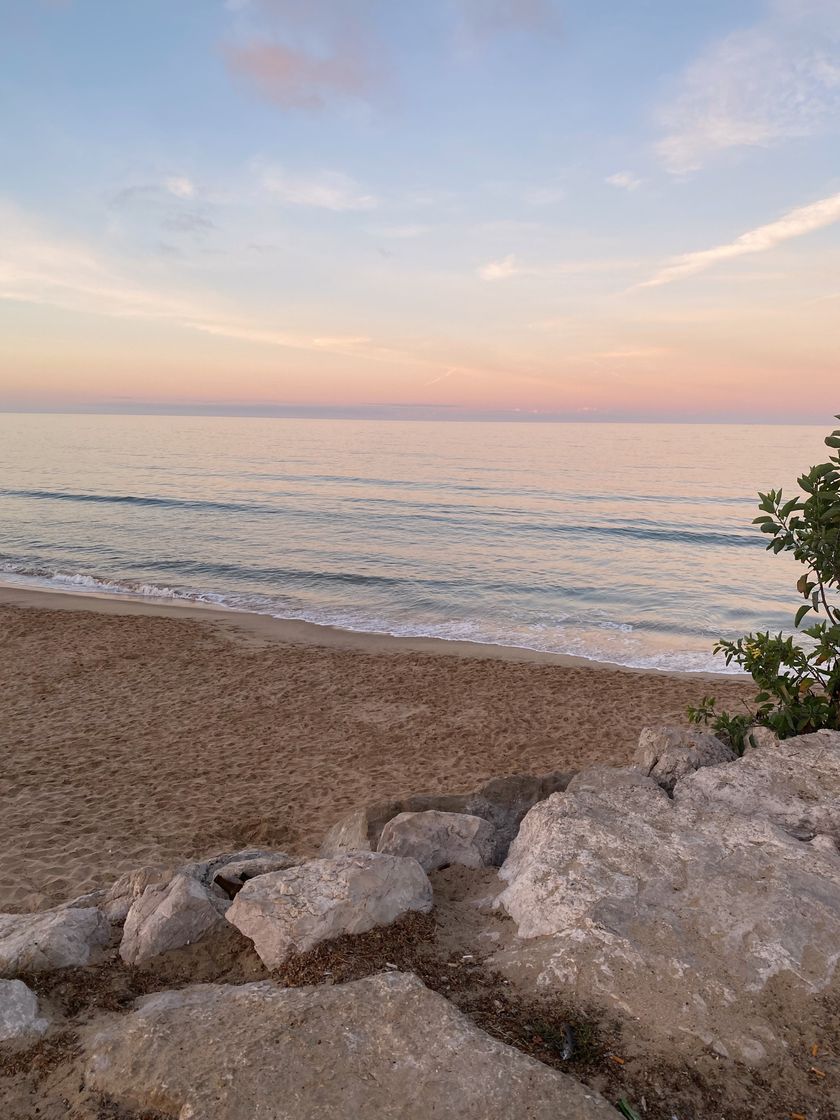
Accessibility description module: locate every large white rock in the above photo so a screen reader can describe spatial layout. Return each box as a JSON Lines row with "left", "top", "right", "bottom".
{"left": 634, "top": 725, "right": 735, "bottom": 792}
{"left": 0, "top": 907, "right": 109, "bottom": 975}
{"left": 100, "top": 865, "right": 175, "bottom": 924}
{"left": 226, "top": 853, "right": 433, "bottom": 967}
{"left": 566, "top": 766, "right": 665, "bottom": 797}
{"left": 495, "top": 772, "right": 840, "bottom": 1064}
{"left": 675, "top": 728, "right": 840, "bottom": 839}
{"left": 117, "top": 849, "right": 297, "bottom": 964}
{"left": 83, "top": 972, "right": 617, "bottom": 1119}
{"left": 119, "top": 874, "right": 229, "bottom": 967}
{"left": 0, "top": 979, "right": 48, "bottom": 1046}
{"left": 377, "top": 810, "right": 496, "bottom": 872}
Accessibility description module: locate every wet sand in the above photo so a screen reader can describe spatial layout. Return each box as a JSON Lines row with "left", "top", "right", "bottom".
{"left": 0, "top": 586, "right": 753, "bottom": 911}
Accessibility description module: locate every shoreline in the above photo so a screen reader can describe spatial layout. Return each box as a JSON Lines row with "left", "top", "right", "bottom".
{"left": 0, "top": 587, "right": 754, "bottom": 911}
{"left": 0, "top": 581, "right": 742, "bottom": 682}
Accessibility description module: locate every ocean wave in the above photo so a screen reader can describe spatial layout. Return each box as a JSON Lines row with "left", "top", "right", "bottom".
{"left": 0, "top": 487, "right": 760, "bottom": 548}
{"left": 0, "top": 559, "right": 744, "bottom": 674}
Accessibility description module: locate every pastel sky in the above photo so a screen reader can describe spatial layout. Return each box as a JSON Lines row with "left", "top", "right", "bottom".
{"left": 1, "top": 0, "right": 839, "bottom": 420}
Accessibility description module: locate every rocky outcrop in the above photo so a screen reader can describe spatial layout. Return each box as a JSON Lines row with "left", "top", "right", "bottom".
{"left": 377, "top": 810, "right": 495, "bottom": 872}
{"left": 494, "top": 769, "right": 840, "bottom": 1064}
{"left": 742, "top": 724, "right": 780, "bottom": 750}
{"left": 674, "top": 729, "right": 840, "bottom": 840}
{"left": 321, "top": 771, "right": 574, "bottom": 864}
{"left": 566, "top": 766, "right": 665, "bottom": 797}
{"left": 99, "top": 865, "right": 175, "bottom": 924}
{"left": 634, "top": 725, "right": 735, "bottom": 792}
{"left": 180, "top": 848, "right": 297, "bottom": 894}
{"left": 115, "top": 849, "right": 299, "bottom": 964}
{"left": 0, "top": 979, "right": 48, "bottom": 1046}
{"left": 83, "top": 972, "right": 617, "bottom": 1119}
{"left": 120, "top": 873, "right": 230, "bottom": 967}
{"left": 226, "top": 853, "right": 433, "bottom": 967}
{"left": 0, "top": 907, "right": 109, "bottom": 975}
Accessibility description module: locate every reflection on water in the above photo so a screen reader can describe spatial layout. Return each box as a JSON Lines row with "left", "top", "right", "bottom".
{"left": 0, "top": 414, "right": 827, "bottom": 672}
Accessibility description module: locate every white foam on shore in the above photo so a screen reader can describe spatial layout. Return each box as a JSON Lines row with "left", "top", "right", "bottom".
{"left": 0, "top": 563, "right": 738, "bottom": 675}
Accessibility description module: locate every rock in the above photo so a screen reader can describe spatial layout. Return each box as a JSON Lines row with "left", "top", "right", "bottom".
{"left": 101, "top": 865, "right": 174, "bottom": 924}
{"left": 635, "top": 725, "right": 735, "bottom": 792}
{"left": 0, "top": 908, "right": 109, "bottom": 975}
{"left": 180, "top": 848, "right": 297, "bottom": 892}
{"left": 58, "top": 888, "right": 109, "bottom": 912}
{"left": 226, "top": 853, "right": 433, "bottom": 967}
{"left": 104, "top": 851, "right": 295, "bottom": 926}
{"left": 742, "top": 724, "right": 779, "bottom": 750}
{"left": 120, "top": 874, "right": 229, "bottom": 966}
{"left": 377, "top": 811, "right": 496, "bottom": 872}
{"left": 83, "top": 971, "right": 617, "bottom": 1119}
{"left": 494, "top": 774, "right": 840, "bottom": 1064}
{"left": 0, "top": 979, "right": 49, "bottom": 1046}
{"left": 321, "top": 770, "right": 574, "bottom": 864}
{"left": 566, "top": 766, "right": 665, "bottom": 796}
{"left": 674, "top": 729, "right": 840, "bottom": 840}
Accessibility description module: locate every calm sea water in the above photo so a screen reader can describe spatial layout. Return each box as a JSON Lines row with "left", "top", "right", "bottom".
{"left": 0, "top": 414, "right": 828, "bottom": 672}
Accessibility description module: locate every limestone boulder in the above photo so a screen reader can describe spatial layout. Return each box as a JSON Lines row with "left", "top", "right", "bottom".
{"left": 0, "top": 979, "right": 49, "bottom": 1047}
{"left": 226, "top": 853, "right": 432, "bottom": 967}
{"left": 120, "top": 873, "right": 229, "bottom": 967}
{"left": 566, "top": 766, "right": 665, "bottom": 797}
{"left": 377, "top": 810, "right": 495, "bottom": 872}
{"left": 674, "top": 729, "right": 840, "bottom": 840}
{"left": 180, "top": 848, "right": 297, "bottom": 894}
{"left": 100, "top": 865, "right": 174, "bottom": 924}
{"left": 321, "top": 770, "right": 574, "bottom": 864}
{"left": 83, "top": 972, "right": 617, "bottom": 1119}
{"left": 742, "top": 724, "right": 780, "bottom": 750}
{"left": 495, "top": 776, "right": 840, "bottom": 1064}
{"left": 635, "top": 725, "right": 735, "bottom": 792}
{"left": 0, "top": 907, "right": 109, "bottom": 975}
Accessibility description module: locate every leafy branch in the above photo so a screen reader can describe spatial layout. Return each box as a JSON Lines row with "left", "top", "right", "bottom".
{"left": 689, "top": 416, "right": 840, "bottom": 752}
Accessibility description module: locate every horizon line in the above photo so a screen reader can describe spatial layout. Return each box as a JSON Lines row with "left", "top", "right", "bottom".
{"left": 0, "top": 404, "right": 835, "bottom": 425}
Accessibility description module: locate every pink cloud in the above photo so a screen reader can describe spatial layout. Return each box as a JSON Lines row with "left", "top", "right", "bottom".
{"left": 224, "top": 38, "right": 374, "bottom": 109}
{"left": 455, "top": 0, "right": 561, "bottom": 43}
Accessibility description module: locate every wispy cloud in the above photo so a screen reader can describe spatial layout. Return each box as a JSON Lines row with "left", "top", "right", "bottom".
{"left": 657, "top": 1, "right": 840, "bottom": 173}
{"left": 225, "top": 39, "right": 375, "bottom": 110}
{"left": 478, "top": 255, "right": 640, "bottom": 282}
{"left": 223, "top": 2, "right": 381, "bottom": 110}
{"left": 165, "top": 176, "right": 196, "bottom": 199}
{"left": 639, "top": 191, "right": 840, "bottom": 287}
{"left": 162, "top": 212, "right": 215, "bottom": 234}
{"left": 477, "top": 253, "right": 521, "bottom": 281}
{"left": 606, "top": 171, "right": 642, "bottom": 191}
{"left": 259, "top": 166, "right": 378, "bottom": 211}
{"left": 370, "top": 224, "right": 431, "bottom": 239}
{"left": 0, "top": 200, "right": 376, "bottom": 359}
{"left": 454, "top": 0, "right": 561, "bottom": 48}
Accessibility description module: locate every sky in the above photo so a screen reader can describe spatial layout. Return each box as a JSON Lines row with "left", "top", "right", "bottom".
{"left": 1, "top": 0, "right": 839, "bottom": 421}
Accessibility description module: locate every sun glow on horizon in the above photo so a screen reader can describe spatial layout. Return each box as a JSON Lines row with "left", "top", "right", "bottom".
{"left": 1, "top": 1, "right": 839, "bottom": 421}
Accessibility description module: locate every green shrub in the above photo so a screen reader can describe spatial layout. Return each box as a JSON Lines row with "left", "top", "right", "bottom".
{"left": 688, "top": 416, "right": 840, "bottom": 754}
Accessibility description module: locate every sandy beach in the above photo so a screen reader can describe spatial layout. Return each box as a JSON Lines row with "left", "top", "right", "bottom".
{"left": 0, "top": 586, "right": 754, "bottom": 913}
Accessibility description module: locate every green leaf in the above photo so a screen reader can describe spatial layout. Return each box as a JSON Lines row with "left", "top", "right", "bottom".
{"left": 616, "top": 1101, "right": 643, "bottom": 1120}
{"left": 795, "top": 603, "right": 812, "bottom": 627}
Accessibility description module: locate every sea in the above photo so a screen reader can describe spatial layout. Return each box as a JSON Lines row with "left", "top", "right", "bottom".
{"left": 0, "top": 413, "right": 828, "bottom": 673}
